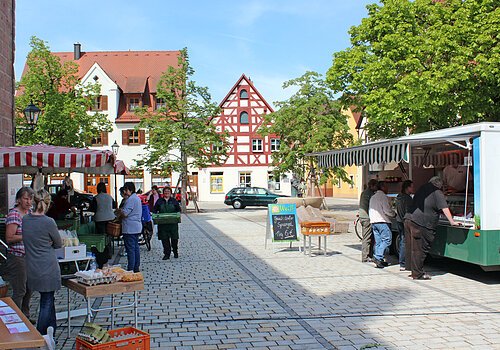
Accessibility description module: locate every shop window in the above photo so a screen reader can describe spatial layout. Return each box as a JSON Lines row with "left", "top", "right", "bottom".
{"left": 210, "top": 172, "right": 224, "bottom": 193}
{"left": 252, "top": 139, "right": 263, "bottom": 152}
{"left": 151, "top": 169, "right": 172, "bottom": 188}
{"left": 125, "top": 169, "right": 144, "bottom": 193}
{"left": 270, "top": 138, "right": 280, "bottom": 152}
{"left": 240, "top": 111, "right": 249, "bottom": 124}
{"left": 268, "top": 172, "right": 280, "bottom": 191}
{"left": 239, "top": 172, "right": 251, "bottom": 187}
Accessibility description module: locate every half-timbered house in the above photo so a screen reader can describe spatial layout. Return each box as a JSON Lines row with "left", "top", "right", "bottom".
{"left": 196, "top": 74, "right": 292, "bottom": 201}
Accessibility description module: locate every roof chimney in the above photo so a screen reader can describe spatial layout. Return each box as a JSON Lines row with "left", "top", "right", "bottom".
{"left": 74, "top": 42, "right": 81, "bottom": 60}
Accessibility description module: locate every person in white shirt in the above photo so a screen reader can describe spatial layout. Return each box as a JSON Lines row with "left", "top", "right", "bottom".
{"left": 369, "top": 181, "right": 396, "bottom": 268}
{"left": 442, "top": 164, "right": 468, "bottom": 193}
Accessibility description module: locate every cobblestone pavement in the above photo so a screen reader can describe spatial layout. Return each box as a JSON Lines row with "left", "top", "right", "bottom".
{"left": 51, "top": 199, "right": 499, "bottom": 349}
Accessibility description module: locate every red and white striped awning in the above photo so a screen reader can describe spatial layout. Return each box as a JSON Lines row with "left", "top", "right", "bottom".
{"left": 0, "top": 144, "right": 129, "bottom": 174}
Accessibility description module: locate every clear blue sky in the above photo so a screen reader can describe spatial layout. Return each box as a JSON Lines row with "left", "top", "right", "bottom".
{"left": 15, "top": 0, "right": 374, "bottom": 107}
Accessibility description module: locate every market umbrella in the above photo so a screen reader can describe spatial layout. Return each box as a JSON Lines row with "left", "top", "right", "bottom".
{"left": 0, "top": 144, "right": 129, "bottom": 175}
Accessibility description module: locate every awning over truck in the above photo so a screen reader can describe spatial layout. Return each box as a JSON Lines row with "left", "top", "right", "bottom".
{"left": 309, "top": 122, "right": 500, "bottom": 168}
{"left": 316, "top": 141, "right": 408, "bottom": 168}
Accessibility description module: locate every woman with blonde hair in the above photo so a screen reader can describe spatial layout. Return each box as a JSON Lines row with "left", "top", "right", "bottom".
{"left": 4, "top": 187, "right": 34, "bottom": 319}
{"left": 22, "top": 189, "right": 62, "bottom": 335}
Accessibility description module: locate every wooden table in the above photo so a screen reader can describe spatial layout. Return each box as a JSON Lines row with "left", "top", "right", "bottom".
{"left": 302, "top": 232, "right": 335, "bottom": 256}
{"left": 63, "top": 279, "right": 144, "bottom": 337}
{"left": 0, "top": 297, "right": 45, "bottom": 349}
{"left": 301, "top": 222, "right": 334, "bottom": 257}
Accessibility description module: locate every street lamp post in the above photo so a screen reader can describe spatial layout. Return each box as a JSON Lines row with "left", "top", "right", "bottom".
{"left": 111, "top": 141, "right": 120, "bottom": 204}
{"left": 15, "top": 101, "right": 42, "bottom": 144}
{"left": 23, "top": 101, "right": 42, "bottom": 130}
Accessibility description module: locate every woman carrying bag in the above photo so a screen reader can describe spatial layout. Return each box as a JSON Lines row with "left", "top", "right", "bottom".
{"left": 23, "top": 189, "right": 62, "bottom": 335}
{"left": 153, "top": 187, "right": 181, "bottom": 260}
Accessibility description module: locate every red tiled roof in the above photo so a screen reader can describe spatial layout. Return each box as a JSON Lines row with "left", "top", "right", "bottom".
{"left": 22, "top": 50, "right": 180, "bottom": 94}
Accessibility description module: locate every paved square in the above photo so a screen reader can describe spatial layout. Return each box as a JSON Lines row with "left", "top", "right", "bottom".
{"left": 53, "top": 201, "right": 499, "bottom": 349}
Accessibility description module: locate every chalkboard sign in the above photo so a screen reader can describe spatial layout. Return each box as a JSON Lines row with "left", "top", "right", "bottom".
{"left": 268, "top": 204, "right": 299, "bottom": 242}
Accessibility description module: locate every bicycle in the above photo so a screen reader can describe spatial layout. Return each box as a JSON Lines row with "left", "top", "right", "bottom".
{"left": 354, "top": 214, "right": 363, "bottom": 240}
{"left": 139, "top": 220, "right": 153, "bottom": 251}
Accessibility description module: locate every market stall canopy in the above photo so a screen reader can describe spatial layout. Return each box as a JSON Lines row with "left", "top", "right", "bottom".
{"left": 309, "top": 122, "right": 499, "bottom": 168}
{"left": 0, "top": 144, "right": 130, "bottom": 175}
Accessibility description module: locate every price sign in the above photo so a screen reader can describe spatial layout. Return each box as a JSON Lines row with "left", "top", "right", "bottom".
{"left": 268, "top": 203, "right": 299, "bottom": 242}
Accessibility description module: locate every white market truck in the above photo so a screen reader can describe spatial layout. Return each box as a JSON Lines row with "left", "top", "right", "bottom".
{"left": 312, "top": 122, "right": 500, "bottom": 271}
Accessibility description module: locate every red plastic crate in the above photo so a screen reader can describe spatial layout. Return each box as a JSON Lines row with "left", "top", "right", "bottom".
{"left": 76, "top": 327, "right": 150, "bottom": 350}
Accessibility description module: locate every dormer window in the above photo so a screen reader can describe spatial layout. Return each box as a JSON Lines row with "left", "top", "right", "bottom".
{"left": 240, "top": 111, "right": 249, "bottom": 124}
{"left": 129, "top": 98, "right": 140, "bottom": 111}
{"left": 240, "top": 89, "right": 248, "bottom": 99}
{"left": 155, "top": 97, "right": 166, "bottom": 110}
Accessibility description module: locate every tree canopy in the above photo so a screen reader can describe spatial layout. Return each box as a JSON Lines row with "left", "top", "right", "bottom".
{"left": 15, "top": 36, "right": 111, "bottom": 146}
{"left": 327, "top": 0, "right": 500, "bottom": 139}
{"left": 137, "top": 48, "right": 229, "bottom": 210}
{"left": 259, "top": 71, "right": 353, "bottom": 186}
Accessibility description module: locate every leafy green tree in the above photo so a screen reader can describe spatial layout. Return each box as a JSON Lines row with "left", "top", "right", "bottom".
{"left": 15, "top": 36, "right": 111, "bottom": 146}
{"left": 327, "top": 0, "right": 500, "bottom": 139}
{"left": 137, "top": 48, "right": 229, "bottom": 212}
{"left": 259, "top": 71, "right": 353, "bottom": 194}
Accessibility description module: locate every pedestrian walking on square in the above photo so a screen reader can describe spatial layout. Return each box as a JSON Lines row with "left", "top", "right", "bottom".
{"left": 359, "top": 179, "right": 379, "bottom": 262}
{"left": 120, "top": 182, "right": 142, "bottom": 272}
{"left": 4, "top": 187, "right": 34, "bottom": 320}
{"left": 154, "top": 187, "right": 181, "bottom": 260}
{"left": 23, "top": 189, "right": 62, "bottom": 335}
{"left": 395, "top": 180, "right": 414, "bottom": 271}
{"left": 406, "top": 176, "right": 458, "bottom": 279}
{"left": 369, "top": 181, "right": 396, "bottom": 268}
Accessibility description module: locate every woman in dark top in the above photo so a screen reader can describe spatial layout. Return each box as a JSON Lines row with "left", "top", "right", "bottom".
{"left": 23, "top": 189, "right": 62, "bottom": 335}
{"left": 154, "top": 187, "right": 181, "bottom": 260}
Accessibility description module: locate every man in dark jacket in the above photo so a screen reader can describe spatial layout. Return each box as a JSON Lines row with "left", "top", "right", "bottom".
{"left": 395, "top": 180, "right": 414, "bottom": 271}
{"left": 359, "top": 179, "right": 379, "bottom": 262}
{"left": 406, "top": 176, "right": 458, "bottom": 280}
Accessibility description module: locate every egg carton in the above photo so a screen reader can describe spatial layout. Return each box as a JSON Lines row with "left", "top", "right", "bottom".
{"left": 76, "top": 274, "right": 116, "bottom": 286}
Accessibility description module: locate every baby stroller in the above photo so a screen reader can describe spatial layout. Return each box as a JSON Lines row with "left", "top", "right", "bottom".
{"left": 139, "top": 202, "right": 153, "bottom": 251}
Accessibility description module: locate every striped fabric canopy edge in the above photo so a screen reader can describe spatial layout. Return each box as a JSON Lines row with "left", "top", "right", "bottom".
{"left": 314, "top": 142, "right": 409, "bottom": 168}
{"left": 0, "top": 144, "right": 121, "bottom": 174}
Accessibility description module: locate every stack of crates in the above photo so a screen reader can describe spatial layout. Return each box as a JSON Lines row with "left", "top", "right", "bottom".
{"left": 76, "top": 327, "right": 150, "bottom": 350}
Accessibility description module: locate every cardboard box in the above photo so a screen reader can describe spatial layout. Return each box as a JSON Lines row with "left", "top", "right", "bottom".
{"left": 56, "top": 244, "right": 87, "bottom": 260}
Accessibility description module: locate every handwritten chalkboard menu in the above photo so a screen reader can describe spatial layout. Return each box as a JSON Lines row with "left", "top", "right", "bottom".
{"left": 268, "top": 204, "right": 299, "bottom": 242}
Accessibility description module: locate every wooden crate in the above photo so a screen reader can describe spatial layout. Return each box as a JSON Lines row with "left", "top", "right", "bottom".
{"left": 76, "top": 327, "right": 150, "bottom": 350}
{"left": 300, "top": 221, "right": 331, "bottom": 235}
